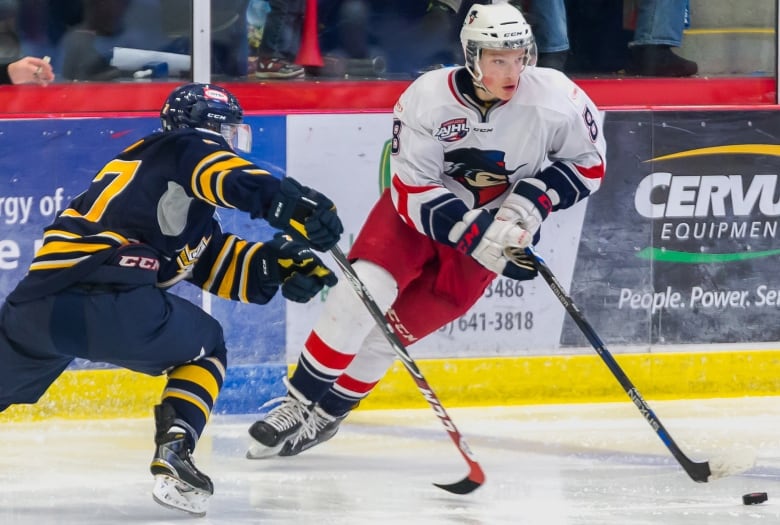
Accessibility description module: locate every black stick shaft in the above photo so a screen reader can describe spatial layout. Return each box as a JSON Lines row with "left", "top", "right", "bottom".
{"left": 329, "top": 245, "right": 485, "bottom": 494}
{"left": 526, "top": 247, "right": 711, "bottom": 483}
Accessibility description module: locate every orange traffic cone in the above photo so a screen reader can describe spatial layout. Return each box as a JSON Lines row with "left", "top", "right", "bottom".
{"left": 295, "top": 0, "right": 324, "bottom": 67}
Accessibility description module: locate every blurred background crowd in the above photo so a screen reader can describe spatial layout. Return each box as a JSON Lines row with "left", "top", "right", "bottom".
{"left": 0, "top": 0, "right": 774, "bottom": 84}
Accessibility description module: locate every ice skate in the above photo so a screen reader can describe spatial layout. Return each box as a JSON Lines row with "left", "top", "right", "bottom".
{"left": 150, "top": 404, "right": 213, "bottom": 517}
{"left": 279, "top": 405, "right": 346, "bottom": 457}
{"left": 247, "top": 379, "right": 313, "bottom": 459}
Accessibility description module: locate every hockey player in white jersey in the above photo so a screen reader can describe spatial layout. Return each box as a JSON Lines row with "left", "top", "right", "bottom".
{"left": 247, "top": 2, "right": 606, "bottom": 458}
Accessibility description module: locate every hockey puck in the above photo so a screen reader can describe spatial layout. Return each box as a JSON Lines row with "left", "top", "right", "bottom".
{"left": 742, "top": 492, "right": 768, "bottom": 505}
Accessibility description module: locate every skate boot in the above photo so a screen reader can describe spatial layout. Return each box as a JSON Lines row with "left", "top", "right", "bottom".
{"left": 246, "top": 379, "right": 313, "bottom": 459}
{"left": 279, "top": 405, "right": 346, "bottom": 457}
{"left": 150, "top": 403, "right": 213, "bottom": 517}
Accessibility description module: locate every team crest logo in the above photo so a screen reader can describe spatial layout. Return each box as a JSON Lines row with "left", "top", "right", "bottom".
{"left": 434, "top": 118, "right": 469, "bottom": 143}
{"left": 467, "top": 10, "right": 478, "bottom": 25}
{"left": 445, "top": 148, "right": 523, "bottom": 207}
{"left": 176, "top": 236, "right": 211, "bottom": 273}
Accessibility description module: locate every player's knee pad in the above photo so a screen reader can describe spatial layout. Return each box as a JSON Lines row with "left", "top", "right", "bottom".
{"left": 319, "top": 259, "right": 397, "bottom": 332}
{"left": 351, "top": 259, "right": 398, "bottom": 311}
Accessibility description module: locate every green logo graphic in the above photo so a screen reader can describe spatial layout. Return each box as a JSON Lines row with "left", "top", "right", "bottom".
{"left": 379, "top": 139, "right": 392, "bottom": 193}
{"left": 637, "top": 247, "right": 780, "bottom": 263}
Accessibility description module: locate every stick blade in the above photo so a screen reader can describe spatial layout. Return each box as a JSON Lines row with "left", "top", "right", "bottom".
{"left": 707, "top": 449, "right": 756, "bottom": 481}
{"left": 433, "top": 475, "right": 484, "bottom": 495}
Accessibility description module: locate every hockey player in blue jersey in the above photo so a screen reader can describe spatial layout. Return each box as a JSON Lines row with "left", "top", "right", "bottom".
{"left": 0, "top": 83, "right": 343, "bottom": 516}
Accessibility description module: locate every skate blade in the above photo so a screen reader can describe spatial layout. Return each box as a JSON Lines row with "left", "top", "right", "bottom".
{"left": 152, "top": 474, "right": 210, "bottom": 517}
{"left": 246, "top": 441, "right": 283, "bottom": 459}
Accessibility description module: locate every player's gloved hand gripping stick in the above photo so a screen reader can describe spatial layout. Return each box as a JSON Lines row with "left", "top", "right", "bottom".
{"left": 514, "top": 246, "right": 756, "bottom": 482}
{"left": 329, "top": 245, "right": 485, "bottom": 495}
{"left": 266, "top": 177, "right": 344, "bottom": 252}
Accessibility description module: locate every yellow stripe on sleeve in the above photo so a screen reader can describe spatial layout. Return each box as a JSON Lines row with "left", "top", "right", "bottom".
{"left": 35, "top": 241, "right": 112, "bottom": 257}
{"left": 216, "top": 239, "right": 248, "bottom": 298}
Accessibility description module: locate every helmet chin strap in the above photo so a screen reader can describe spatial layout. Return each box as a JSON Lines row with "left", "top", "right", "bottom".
{"left": 473, "top": 81, "right": 499, "bottom": 102}
{"left": 467, "top": 62, "right": 499, "bottom": 102}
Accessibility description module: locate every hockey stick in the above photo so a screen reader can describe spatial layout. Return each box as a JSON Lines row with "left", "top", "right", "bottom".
{"left": 517, "top": 246, "right": 755, "bottom": 482}
{"left": 329, "top": 245, "right": 485, "bottom": 495}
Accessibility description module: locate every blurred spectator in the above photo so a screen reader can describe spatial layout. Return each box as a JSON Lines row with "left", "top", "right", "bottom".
{"left": 210, "top": 0, "right": 250, "bottom": 77}
{"left": 9, "top": 0, "right": 81, "bottom": 61}
{"left": 625, "top": 0, "right": 697, "bottom": 76}
{"left": 45, "top": 0, "right": 83, "bottom": 49}
{"left": 253, "top": 0, "right": 305, "bottom": 79}
{"left": 57, "top": 0, "right": 248, "bottom": 81}
{"left": 0, "top": 0, "right": 19, "bottom": 61}
{"left": 59, "top": 0, "right": 129, "bottom": 81}
{"left": 317, "top": 0, "right": 388, "bottom": 77}
{"left": 564, "top": 0, "right": 628, "bottom": 74}
{"left": 318, "top": 0, "right": 374, "bottom": 64}
{"left": 158, "top": 0, "right": 249, "bottom": 78}
{"left": 515, "top": 0, "right": 569, "bottom": 71}
{"left": 1, "top": 55, "right": 54, "bottom": 84}
{"left": 318, "top": 0, "right": 460, "bottom": 77}
{"left": 409, "top": 0, "right": 462, "bottom": 68}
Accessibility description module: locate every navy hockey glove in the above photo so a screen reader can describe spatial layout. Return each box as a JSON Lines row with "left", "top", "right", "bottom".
{"left": 266, "top": 177, "right": 344, "bottom": 251}
{"left": 258, "top": 233, "right": 338, "bottom": 303}
{"left": 502, "top": 246, "right": 539, "bottom": 281}
{"left": 448, "top": 209, "right": 533, "bottom": 279}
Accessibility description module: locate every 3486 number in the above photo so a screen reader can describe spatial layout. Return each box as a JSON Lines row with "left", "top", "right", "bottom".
{"left": 484, "top": 278, "right": 525, "bottom": 298}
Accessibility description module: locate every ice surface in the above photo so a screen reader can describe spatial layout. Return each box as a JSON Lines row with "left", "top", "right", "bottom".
{"left": 1, "top": 397, "right": 779, "bottom": 524}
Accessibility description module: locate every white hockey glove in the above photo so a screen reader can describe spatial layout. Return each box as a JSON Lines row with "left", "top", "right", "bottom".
{"left": 448, "top": 209, "right": 533, "bottom": 279}
{"left": 495, "top": 178, "right": 554, "bottom": 237}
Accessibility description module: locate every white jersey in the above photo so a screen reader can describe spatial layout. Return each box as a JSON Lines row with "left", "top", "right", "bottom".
{"left": 389, "top": 65, "right": 606, "bottom": 244}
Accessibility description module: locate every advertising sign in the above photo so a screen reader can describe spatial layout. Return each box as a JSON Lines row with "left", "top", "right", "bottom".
{"left": 569, "top": 111, "right": 780, "bottom": 347}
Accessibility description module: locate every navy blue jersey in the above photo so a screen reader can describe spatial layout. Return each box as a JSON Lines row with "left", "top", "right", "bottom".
{"left": 10, "top": 127, "right": 282, "bottom": 304}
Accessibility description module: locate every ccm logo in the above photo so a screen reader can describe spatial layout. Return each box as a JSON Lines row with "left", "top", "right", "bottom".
{"left": 387, "top": 308, "right": 418, "bottom": 344}
{"left": 118, "top": 255, "right": 160, "bottom": 271}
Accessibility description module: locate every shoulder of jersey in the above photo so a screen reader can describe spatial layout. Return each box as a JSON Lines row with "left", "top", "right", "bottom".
{"left": 413, "top": 65, "right": 461, "bottom": 87}
{"left": 406, "top": 67, "right": 461, "bottom": 97}
{"left": 396, "top": 67, "right": 460, "bottom": 114}
{"left": 521, "top": 66, "right": 583, "bottom": 105}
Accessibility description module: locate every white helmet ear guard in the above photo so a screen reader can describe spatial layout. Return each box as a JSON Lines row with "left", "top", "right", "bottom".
{"left": 460, "top": 3, "right": 537, "bottom": 82}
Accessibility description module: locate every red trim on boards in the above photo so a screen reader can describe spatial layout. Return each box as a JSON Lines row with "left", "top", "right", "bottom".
{"left": 0, "top": 77, "right": 775, "bottom": 117}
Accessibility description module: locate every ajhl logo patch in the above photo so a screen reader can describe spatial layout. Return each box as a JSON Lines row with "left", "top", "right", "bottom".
{"left": 434, "top": 119, "right": 469, "bottom": 143}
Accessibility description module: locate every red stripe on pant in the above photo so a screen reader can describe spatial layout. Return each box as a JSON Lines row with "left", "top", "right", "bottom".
{"left": 334, "top": 374, "right": 379, "bottom": 397}
{"left": 305, "top": 331, "right": 355, "bottom": 371}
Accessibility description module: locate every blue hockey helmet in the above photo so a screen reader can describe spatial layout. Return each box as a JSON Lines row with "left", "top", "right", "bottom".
{"left": 160, "top": 82, "right": 252, "bottom": 152}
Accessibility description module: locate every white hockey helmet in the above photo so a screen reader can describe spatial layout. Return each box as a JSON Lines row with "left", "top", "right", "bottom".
{"left": 460, "top": 2, "right": 537, "bottom": 83}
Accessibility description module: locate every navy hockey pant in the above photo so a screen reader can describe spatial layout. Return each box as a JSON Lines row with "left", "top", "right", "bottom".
{"left": 0, "top": 284, "right": 227, "bottom": 415}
